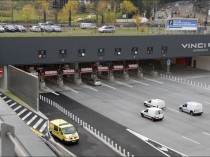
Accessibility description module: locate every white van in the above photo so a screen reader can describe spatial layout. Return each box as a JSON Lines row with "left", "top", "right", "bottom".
{"left": 179, "top": 102, "right": 203, "bottom": 115}
{"left": 80, "top": 23, "right": 97, "bottom": 29}
{"left": 141, "top": 108, "right": 164, "bottom": 121}
{"left": 144, "top": 99, "right": 165, "bottom": 109}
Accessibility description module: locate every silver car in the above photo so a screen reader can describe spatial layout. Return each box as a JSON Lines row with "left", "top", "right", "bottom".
{"left": 88, "top": 78, "right": 102, "bottom": 86}
{"left": 0, "top": 25, "right": 5, "bottom": 33}
{"left": 30, "top": 26, "right": 41, "bottom": 32}
{"left": 50, "top": 25, "right": 62, "bottom": 32}
{"left": 98, "top": 25, "right": 115, "bottom": 33}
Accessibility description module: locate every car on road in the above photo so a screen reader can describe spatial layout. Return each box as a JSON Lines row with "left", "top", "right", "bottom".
{"left": 98, "top": 25, "right": 115, "bottom": 33}
{"left": 144, "top": 99, "right": 166, "bottom": 109}
{"left": 88, "top": 78, "right": 102, "bottom": 86}
{"left": 4, "top": 24, "right": 16, "bottom": 32}
{"left": 30, "top": 26, "right": 41, "bottom": 32}
{"left": 179, "top": 102, "right": 203, "bottom": 115}
{"left": 40, "top": 25, "right": 53, "bottom": 32}
{"left": 50, "top": 119, "right": 79, "bottom": 144}
{"left": 50, "top": 25, "right": 62, "bottom": 32}
{"left": 141, "top": 108, "right": 164, "bottom": 121}
{"left": 14, "top": 25, "right": 26, "bottom": 32}
{"left": 0, "top": 25, "right": 5, "bottom": 33}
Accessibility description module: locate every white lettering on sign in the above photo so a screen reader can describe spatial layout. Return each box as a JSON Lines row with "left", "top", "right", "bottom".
{"left": 128, "top": 64, "right": 138, "bottom": 69}
{"left": 81, "top": 68, "right": 92, "bottom": 71}
{"left": 182, "top": 43, "right": 209, "bottom": 52}
{"left": 113, "top": 65, "right": 123, "bottom": 69}
{"left": 63, "top": 69, "right": 74, "bottom": 74}
{"left": 45, "top": 71, "right": 57, "bottom": 76}
{"left": 98, "top": 66, "right": 108, "bottom": 71}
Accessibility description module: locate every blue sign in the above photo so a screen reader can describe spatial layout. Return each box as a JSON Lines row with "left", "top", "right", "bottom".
{"left": 165, "top": 19, "right": 198, "bottom": 30}
{"left": 167, "top": 59, "right": 171, "bottom": 65}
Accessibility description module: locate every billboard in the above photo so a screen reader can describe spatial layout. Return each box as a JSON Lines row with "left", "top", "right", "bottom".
{"left": 165, "top": 19, "right": 198, "bottom": 30}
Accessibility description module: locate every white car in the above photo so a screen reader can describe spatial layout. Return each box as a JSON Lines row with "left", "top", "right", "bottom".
{"left": 50, "top": 25, "right": 62, "bottom": 32}
{"left": 179, "top": 102, "right": 203, "bottom": 115}
{"left": 144, "top": 99, "right": 165, "bottom": 109}
{"left": 30, "top": 26, "right": 41, "bottom": 32}
{"left": 98, "top": 25, "right": 115, "bottom": 33}
{"left": 0, "top": 25, "right": 5, "bottom": 32}
{"left": 141, "top": 108, "right": 164, "bottom": 121}
{"left": 88, "top": 78, "right": 102, "bottom": 86}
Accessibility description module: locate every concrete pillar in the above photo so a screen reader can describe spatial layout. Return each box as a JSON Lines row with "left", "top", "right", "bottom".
{"left": 123, "top": 70, "right": 129, "bottom": 80}
{"left": 57, "top": 75, "right": 63, "bottom": 87}
{"left": 166, "top": 64, "right": 171, "bottom": 74}
{"left": 137, "top": 71, "right": 144, "bottom": 78}
{"left": 74, "top": 63, "right": 82, "bottom": 85}
{"left": 108, "top": 70, "right": 114, "bottom": 81}
{"left": 39, "top": 75, "right": 46, "bottom": 89}
{"left": 150, "top": 71, "right": 158, "bottom": 77}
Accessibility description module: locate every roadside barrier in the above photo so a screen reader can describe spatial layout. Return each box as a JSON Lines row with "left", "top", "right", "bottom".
{"left": 39, "top": 95, "right": 134, "bottom": 157}
{"left": 160, "top": 73, "right": 210, "bottom": 90}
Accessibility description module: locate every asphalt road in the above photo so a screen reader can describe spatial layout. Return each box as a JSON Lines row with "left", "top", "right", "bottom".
{"left": 41, "top": 66, "right": 210, "bottom": 156}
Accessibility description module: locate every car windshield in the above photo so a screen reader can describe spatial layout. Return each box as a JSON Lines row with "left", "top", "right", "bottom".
{"left": 62, "top": 126, "right": 76, "bottom": 134}
{"left": 7, "top": 25, "right": 14, "bottom": 28}
{"left": 155, "top": 110, "right": 163, "bottom": 115}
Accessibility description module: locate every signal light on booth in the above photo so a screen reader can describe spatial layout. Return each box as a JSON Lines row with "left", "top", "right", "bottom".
{"left": 147, "top": 47, "right": 153, "bottom": 54}
{"left": 132, "top": 47, "right": 138, "bottom": 55}
{"left": 38, "top": 50, "right": 46, "bottom": 59}
{"left": 0, "top": 68, "right": 3, "bottom": 77}
{"left": 78, "top": 49, "right": 86, "bottom": 57}
{"left": 115, "top": 48, "right": 121, "bottom": 56}
{"left": 161, "top": 46, "right": 167, "bottom": 54}
{"left": 59, "top": 49, "right": 67, "bottom": 58}
{"left": 98, "top": 48, "right": 105, "bottom": 56}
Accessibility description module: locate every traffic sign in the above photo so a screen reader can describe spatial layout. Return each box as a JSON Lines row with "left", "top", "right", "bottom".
{"left": 167, "top": 59, "right": 171, "bottom": 65}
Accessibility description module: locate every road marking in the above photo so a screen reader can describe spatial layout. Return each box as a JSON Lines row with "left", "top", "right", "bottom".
{"left": 45, "top": 87, "right": 59, "bottom": 96}
{"left": 9, "top": 102, "right": 17, "bottom": 107}
{"left": 22, "top": 112, "right": 32, "bottom": 121}
{"left": 6, "top": 99, "right": 12, "bottom": 103}
{"left": 131, "top": 79, "right": 149, "bottom": 86}
{"left": 203, "top": 132, "right": 210, "bottom": 136}
{"left": 144, "top": 77, "right": 164, "bottom": 84}
{"left": 33, "top": 118, "right": 44, "bottom": 129}
{"left": 182, "top": 136, "right": 200, "bottom": 144}
{"left": 205, "top": 102, "right": 210, "bottom": 104}
{"left": 39, "top": 122, "right": 47, "bottom": 133}
{"left": 17, "top": 108, "right": 27, "bottom": 116}
{"left": 2, "top": 96, "right": 7, "bottom": 99}
{"left": 26, "top": 115, "right": 38, "bottom": 125}
{"left": 101, "top": 83, "right": 116, "bottom": 89}
{"left": 63, "top": 85, "right": 79, "bottom": 93}
{"left": 116, "top": 81, "right": 133, "bottom": 87}
{"left": 167, "top": 108, "right": 180, "bottom": 113}
{"left": 84, "top": 85, "right": 98, "bottom": 91}
{"left": 13, "top": 105, "right": 22, "bottom": 112}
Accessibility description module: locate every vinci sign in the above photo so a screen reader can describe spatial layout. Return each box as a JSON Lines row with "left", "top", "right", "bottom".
{"left": 165, "top": 19, "right": 198, "bottom": 30}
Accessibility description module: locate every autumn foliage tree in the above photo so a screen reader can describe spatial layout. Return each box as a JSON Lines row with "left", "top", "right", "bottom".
{"left": 120, "top": 0, "right": 138, "bottom": 19}
{"left": 21, "top": 4, "right": 36, "bottom": 25}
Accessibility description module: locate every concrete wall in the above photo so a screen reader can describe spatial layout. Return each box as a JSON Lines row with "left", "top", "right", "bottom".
{"left": 8, "top": 66, "right": 39, "bottom": 111}
{"left": 192, "top": 56, "right": 210, "bottom": 71}
{"left": 0, "top": 35, "right": 210, "bottom": 65}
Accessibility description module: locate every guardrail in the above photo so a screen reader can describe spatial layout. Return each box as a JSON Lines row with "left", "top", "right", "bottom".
{"left": 40, "top": 95, "right": 134, "bottom": 157}
{"left": 0, "top": 122, "right": 31, "bottom": 157}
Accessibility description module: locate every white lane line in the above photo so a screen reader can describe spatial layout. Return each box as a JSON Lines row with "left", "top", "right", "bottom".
{"left": 167, "top": 108, "right": 180, "bottom": 113}
{"left": 22, "top": 112, "right": 32, "bottom": 121}
{"left": 2, "top": 96, "right": 7, "bottom": 99}
{"left": 63, "top": 85, "right": 79, "bottom": 93}
{"left": 33, "top": 118, "right": 44, "bottom": 129}
{"left": 84, "top": 85, "right": 98, "bottom": 91}
{"left": 13, "top": 105, "right": 22, "bottom": 112}
{"left": 144, "top": 77, "right": 164, "bottom": 84}
{"left": 101, "top": 83, "right": 116, "bottom": 89}
{"left": 9, "top": 102, "right": 17, "bottom": 107}
{"left": 26, "top": 115, "right": 38, "bottom": 125}
{"left": 182, "top": 136, "right": 200, "bottom": 144}
{"left": 131, "top": 79, "right": 149, "bottom": 86}
{"left": 6, "top": 99, "right": 12, "bottom": 103}
{"left": 204, "top": 102, "right": 210, "bottom": 104}
{"left": 39, "top": 122, "right": 47, "bottom": 133}
{"left": 17, "top": 108, "right": 27, "bottom": 116}
{"left": 203, "top": 132, "right": 210, "bottom": 136}
{"left": 45, "top": 87, "right": 59, "bottom": 96}
{"left": 116, "top": 81, "right": 133, "bottom": 87}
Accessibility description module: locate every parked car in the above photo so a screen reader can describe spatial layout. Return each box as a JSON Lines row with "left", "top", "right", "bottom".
{"left": 88, "top": 78, "right": 102, "bottom": 86}
{"left": 179, "top": 102, "right": 203, "bottom": 115}
{"left": 50, "top": 25, "right": 62, "bottom": 32}
{"left": 50, "top": 119, "right": 79, "bottom": 144}
{"left": 14, "top": 25, "right": 26, "bottom": 32}
{"left": 98, "top": 25, "right": 115, "bottom": 33}
{"left": 40, "top": 25, "right": 53, "bottom": 32}
{"left": 144, "top": 99, "right": 166, "bottom": 109}
{"left": 4, "top": 25, "right": 16, "bottom": 32}
{"left": 30, "top": 26, "right": 41, "bottom": 32}
{"left": 141, "top": 107, "right": 164, "bottom": 121}
{"left": 0, "top": 25, "right": 5, "bottom": 33}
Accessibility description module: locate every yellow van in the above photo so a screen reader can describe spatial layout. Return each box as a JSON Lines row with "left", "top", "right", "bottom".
{"left": 50, "top": 119, "right": 79, "bottom": 144}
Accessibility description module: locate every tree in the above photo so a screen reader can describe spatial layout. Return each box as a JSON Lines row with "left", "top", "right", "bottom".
{"left": 21, "top": 4, "right": 36, "bottom": 24}
{"left": 34, "top": 0, "right": 49, "bottom": 23}
{"left": 120, "top": 0, "right": 137, "bottom": 19}
{"left": 96, "top": 1, "right": 109, "bottom": 25}
{"left": 142, "top": 0, "right": 154, "bottom": 19}
{"left": 60, "top": 0, "right": 79, "bottom": 26}
{"left": 134, "top": 14, "right": 141, "bottom": 30}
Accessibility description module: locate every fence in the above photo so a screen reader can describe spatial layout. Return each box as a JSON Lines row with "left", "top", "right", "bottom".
{"left": 160, "top": 73, "right": 210, "bottom": 90}
{"left": 39, "top": 95, "right": 134, "bottom": 157}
